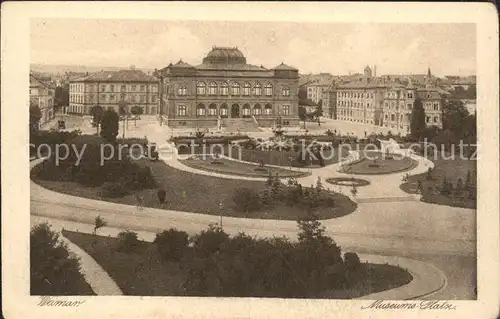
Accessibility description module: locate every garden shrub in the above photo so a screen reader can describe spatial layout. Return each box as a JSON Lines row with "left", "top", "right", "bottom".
{"left": 191, "top": 224, "right": 230, "bottom": 257}
{"left": 157, "top": 189, "right": 166, "bottom": 203}
{"left": 31, "top": 223, "right": 89, "bottom": 295}
{"left": 116, "top": 231, "right": 140, "bottom": 253}
{"left": 154, "top": 229, "right": 189, "bottom": 262}
{"left": 232, "top": 187, "right": 262, "bottom": 212}
{"left": 344, "top": 252, "right": 361, "bottom": 272}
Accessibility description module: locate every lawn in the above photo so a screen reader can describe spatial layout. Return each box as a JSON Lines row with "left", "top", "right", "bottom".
{"left": 33, "top": 159, "right": 357, "bottom": 220}
{"left": 63, "top": 230, "right": 412, "bottom": 298}
{"left": 345, "top": 152, "right": 418, "bottom": 175}
{"left": 223, "top": 146, "right": 351, "bottom": 168}
{"left": 180, "top": 155, "right": 309, "bottom": 178}
{"left": 176, "top": 144, "right": 351, "bottom": 168}
{"left": 400, "top": 152, "right": 477, "bottom": 209}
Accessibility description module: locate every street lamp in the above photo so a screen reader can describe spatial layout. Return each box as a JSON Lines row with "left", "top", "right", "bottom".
{"left": 218, "top": 201, "right": 224, "bottom": 228}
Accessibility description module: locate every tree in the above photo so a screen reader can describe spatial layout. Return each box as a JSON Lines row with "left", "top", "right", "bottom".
{"left": 422, "top": 125, "right": 439, "bottom": 142}
{"left": 30, "top": 99, "right": 42, "bottom": 134}
{"left": 298, "top": 106, "right": 307, "bottom": 129}
{"left": 100, "top": 109, "right": 119, "bottom": 142}
{"left": 30, "top": 223, "right": 89, "bottom": 295}
{"left": 54, "top": 84, "right": 69, "bottom": 111}
{"left": 90, "top": 105, "right": 104, "bottom": 134}
{"left": 154, "top": 229, "right": 189, "bottom": 262}
{"left": 130, "top": 105, "right": 143, "bottom": 127}
{"left": 118, "top": 100, "right": 129, "bottom": 137}
{"left": 116, "top": 231, "right": 140, "bottom": 253}
{"left": 410, "top": 98, "right": 426, "bottom": 141}
{"left": 157, "top": 189, "right": 166, "bottom": 204}
{"left": 93, "top": 215, "right": 107, "bottom": 235}
{"left": 442, "top": 100, "right": 469, "bottom": 136}
{"left": 191, "top": 223, "right": 230, "bottom": 257}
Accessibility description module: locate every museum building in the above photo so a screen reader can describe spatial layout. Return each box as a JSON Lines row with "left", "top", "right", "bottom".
{"left": 155, "top": 46, "right": 300, "bottom": 128}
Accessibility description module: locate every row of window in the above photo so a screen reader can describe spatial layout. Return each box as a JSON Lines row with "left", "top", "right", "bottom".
{"left": 337, "top": 91, "right": 417, "bottom": 100}
{"left": 176, "top": 104, "right": 290, "bottom": 116}
{"left": 338, "top": 91, "right": 376, "bottom": 99}
{"left": 338, "top": 101, "right": 373, "bottom": 108}
{"left": 174, "top": 82, "right": 289, "bottom": 97}
{"left": 70, "top": 94, "right": 157, "bottom": 103}
{"left": 70, "top": 84, "right": 158, "bottom": 93}
{"left": 382, "top": 101, "right": 440, "bottom": 111}
{"left": 385, "top": 91, "right": 414, "bottom": 99}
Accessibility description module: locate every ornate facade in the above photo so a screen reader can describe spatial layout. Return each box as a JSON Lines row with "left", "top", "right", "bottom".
{"left": 336, "top": 67, "right": 444, "bottom": 133}
{"left": 68, "top": 69, "right": 158, "bottom": 115}
{"left": 155, "top": 46, "right": 300, "bottom": 128}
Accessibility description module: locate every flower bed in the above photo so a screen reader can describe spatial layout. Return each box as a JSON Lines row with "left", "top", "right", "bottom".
{"left": 343, "top": 152, "right": 418, "bottom": 175}
{"left": 326, "top": 177, "right": 371, "bottom": 187}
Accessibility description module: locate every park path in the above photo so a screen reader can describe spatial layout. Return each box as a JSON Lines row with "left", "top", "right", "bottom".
{"left": 31, "top": 215, "right": 446, "bottom": 300}
{"left": 146, "top": 123, "right": 433, "bottom": 201}
{"left": 30, "top": 120, "right": 476, "bottom": 299}
{"left": 60, "top": 233, "right": 123, "bottom": 295}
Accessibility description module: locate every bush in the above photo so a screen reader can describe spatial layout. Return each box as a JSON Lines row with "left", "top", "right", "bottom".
{"left": 191, "top": 224, "right": 230, "bottom": 257}
{"left": 31, "top": 223, "right": 89, "bottom": 295}
{"left": 232, "top": 187, "right": 262, "bottom": 212}
{"left": 154, "top": 229, "right": 189, "bottom": 262}
{"left": 157, "top": 189, "right": 166, "bottom": 203}
{"left": 116, "top": 231, "right": 140, "bottom": 253}
{"left": 344, "top": 252, "right": 361, "bottom": 271}
{"left": 100, "top": 181, "right": 129, "bottom": 198}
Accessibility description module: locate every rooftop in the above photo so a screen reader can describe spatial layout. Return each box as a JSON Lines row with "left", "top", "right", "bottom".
{"left": 71, "top": 69, "right": 157, "bottom": 82}
{"left": 202, "top": 46, "right": 247, "bottom": 65}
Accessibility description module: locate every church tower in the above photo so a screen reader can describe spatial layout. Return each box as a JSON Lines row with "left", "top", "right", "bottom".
{"left": 425, "top": 67, "right": 434, "bottom": 88}
{"left": 364, "top": 65, "right": 372, "bottom": 78}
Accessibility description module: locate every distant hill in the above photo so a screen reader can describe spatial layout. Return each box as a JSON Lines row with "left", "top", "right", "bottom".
{"left": 30, "top": 63, "right": 154, "bottom": 75}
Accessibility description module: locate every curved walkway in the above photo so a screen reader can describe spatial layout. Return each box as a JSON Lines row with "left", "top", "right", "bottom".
{"left": 355, "top": 253, "right": 446, "bottom": 300}
{"left": 60, "top": 233, "right": 122, "bottom": 295}
{"left": 148, "top": 125, "right": 434, "bottom": 201}
{"left": 32, "top": 215, "right": 446, "bottom": 300}
{"left": 30, "top": 123, "right": 476, "bottom": 299}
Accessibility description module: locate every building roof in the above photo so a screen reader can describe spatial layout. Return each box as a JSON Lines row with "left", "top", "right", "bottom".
{"left": 272, "top": 62, "right": 298, "bottom": 71}
{"left": 171, "top": 60, "right": 195, "bottom": 69}
{"left": 202, "top": 46, "right": 247, "bottom": 64}
{"left": 70, "top": 69, "right": 157, "bottom": 83}
{"left": 300, "top": 73, "right": 335, "bottom": 87}
{"left": 30, "top": 73, "right": 51, "bottom": 88}
{"left": 415, "top": 88, "right": 442, "bottom": 99}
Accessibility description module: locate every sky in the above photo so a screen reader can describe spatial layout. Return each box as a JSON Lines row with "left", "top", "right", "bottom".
{"left": 31, "top": 19, "right": 476, "bottom": 76}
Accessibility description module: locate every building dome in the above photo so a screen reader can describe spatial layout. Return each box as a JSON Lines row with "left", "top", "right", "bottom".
{"left": 202, "top": 46, "right": 247, "bottom": 64}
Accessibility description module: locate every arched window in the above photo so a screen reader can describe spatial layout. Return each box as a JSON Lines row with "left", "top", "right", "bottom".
{"left": 253, "top": 104, "right": 262, "bottom": 115}
{"left": 208, "top": 104, "right": 217, "bottom": 116}
{"left": 434, "top": 116, "right": 439, "bottom": 123}
{"left": 220, "top": 82, "right": 228, "bottom": 96}
{"left": 254, "top": 82, "right": 262, "bottom": 96}
{"left": 264, "top": 83, "right": 273, "bottom": 96}
{"left": 177, "top": 85, "right": 187, "bottom": 96}
{"left": 282, "top": 87, "right": 290, "bottom": 96}
{"left": 242, "top": 104, "right": 251, "bottom": 117}
{"left": 196, "top": 104, "right": 206, "bottom": 116}
{"left": 219, "top": 103, "right": 228, "bottom": 117}
{"left": 264, "top": 104, "right": 272, "bottom": 115}
{"left": 243, "top": 82, "right": 251, "bottom": 96}
{"left": 208, "top": 82, "right": 217, "bottom": 95}
{"left": 197, "top": 82, "right": 206, "bottom": 95}
{"left": 231, "top": 82, "right": 240, "bottom": 95}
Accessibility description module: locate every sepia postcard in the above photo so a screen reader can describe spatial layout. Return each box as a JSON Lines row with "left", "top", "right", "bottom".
{"left": 1, "top": 1, "right": 499, "bottom": 319}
